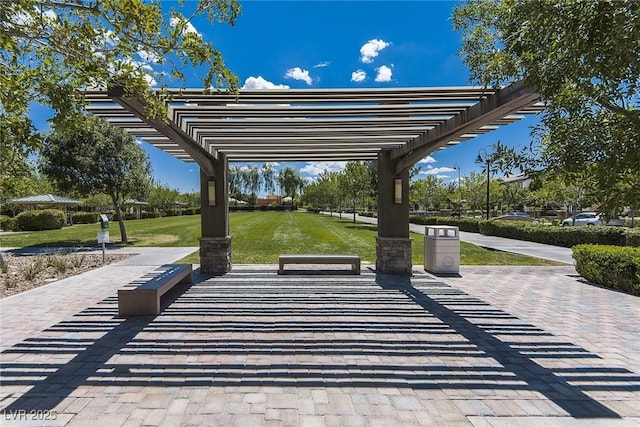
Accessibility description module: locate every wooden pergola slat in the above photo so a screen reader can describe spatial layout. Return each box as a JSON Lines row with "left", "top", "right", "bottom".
{"left": 84, "top": 82, "right": 543, "bottom": 167}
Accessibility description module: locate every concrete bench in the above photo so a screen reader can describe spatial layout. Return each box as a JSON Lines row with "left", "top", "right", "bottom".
{"left": 278, "top": 254, "right": 361, "bottom": 275}
{"left": 118, "top": 264, "right": 192, "bottom": 316}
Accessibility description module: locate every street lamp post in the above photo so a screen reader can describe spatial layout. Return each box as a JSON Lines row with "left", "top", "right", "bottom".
{"left": 453, "top": 164, "right": 461, "bottom": 216}
{"left": 476, "top": 149, "right": 490, "bottom": 220}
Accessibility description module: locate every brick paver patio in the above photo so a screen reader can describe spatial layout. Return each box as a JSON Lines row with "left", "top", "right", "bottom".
{"left": 1, "top": 254, "right": 639, "bottom": 426}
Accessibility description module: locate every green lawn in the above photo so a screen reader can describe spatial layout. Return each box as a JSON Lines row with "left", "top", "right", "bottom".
{"left": 1, "top": 211, "right": 562, "bottom": 266}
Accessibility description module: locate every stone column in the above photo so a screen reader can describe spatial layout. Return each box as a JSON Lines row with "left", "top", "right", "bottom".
{"left": 199, "top": 236, "right": 231, "bottom": 275}
{"left": 376, "top": 150, "right": 412, "bottom": 274}
{"left": 199, "top": 154, "right": 231, "bottom": 274}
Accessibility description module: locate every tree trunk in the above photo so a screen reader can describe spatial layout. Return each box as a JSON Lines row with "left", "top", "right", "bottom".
{"left": 111, "top": 195, "right": 128, "bottom": 243}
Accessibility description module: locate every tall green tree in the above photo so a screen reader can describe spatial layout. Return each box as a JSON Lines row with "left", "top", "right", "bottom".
{"left": 261, "top": 162, "right": 276, "bottom": 204}
{"left": 148, "top": 181, "right": 180, "bottom": 213}
{"left": 243, "top": 165, "right": 261, "bottom": 205}
{"left": 1, "top": 0, "right": 240, "bottom": 126}
{"left": 40, "top": 116, "right": 152, "bottom": 243}
{"left": 410, "top": 175, "right": 444, "bottom": 213}
{"left": 453, "top": 0, "right": 640, "bottom": 215}
{"left": 0, "top": 115, "right": 43, "bottom": 198}
{"left": 1, "top": 0, "right": 240, "bottom": 197}
{"left": 278, "top": 167, "right": 304, "bottom": 200}
{"left": 337, "top": 162, "right": 373, "bottom": 222}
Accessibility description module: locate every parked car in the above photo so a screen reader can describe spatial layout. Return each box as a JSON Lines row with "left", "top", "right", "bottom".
{"left": 493, "top": 211, "right": 538, "bottom": 222}
{"left": 561, "top": 212, "right": 604, "bottom": 226}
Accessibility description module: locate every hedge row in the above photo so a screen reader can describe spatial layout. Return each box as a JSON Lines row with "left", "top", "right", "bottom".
{"left": 478, "top": 221, "right": 629, "bottom": 247}
{"left": 0, "top": 215, "right": 16, "bottom": 231}
{"left": 408, "top": 216, "right": 639, "bottom": 247}
{"left": 14, "top": 209, "right": 66, "bottom": 231}
{"left": 409, "top": 215, "right": 481, "bottom": 233}
{"left": 572, "top": 245, "right": 640, "bottom": 296}
{"left": 71, "top": 212, "right": 99, "bottom": 224}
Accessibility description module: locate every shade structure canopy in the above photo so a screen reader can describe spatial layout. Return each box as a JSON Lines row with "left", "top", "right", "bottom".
{"left": 8, "top": 194, "right": 81, "bottom": 206}
{"left": 84, "top": 81, "right": 543, "bottom": 173}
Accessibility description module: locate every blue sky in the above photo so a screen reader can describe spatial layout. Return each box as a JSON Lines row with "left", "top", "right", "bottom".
{"left": 37, "top": 0, "right": 540, "bottom": 194}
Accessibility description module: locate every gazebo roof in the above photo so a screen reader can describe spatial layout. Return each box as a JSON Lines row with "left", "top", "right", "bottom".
{"left": 124, "top": 199, "right": 149, "bottom": 206}
{"left": 8, "top": 194, "right": 81, "bottom": 205}
{"left": 84, "top": 81, "right": 543, "bottom": 174}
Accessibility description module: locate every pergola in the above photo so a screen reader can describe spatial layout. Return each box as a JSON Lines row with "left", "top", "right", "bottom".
{"left": 84, "top": 81, "right": 543, "bottom": 274}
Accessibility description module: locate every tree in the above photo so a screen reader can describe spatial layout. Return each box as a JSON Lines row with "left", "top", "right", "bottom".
{"left": 40, "top": 116, "right": 152, "bottom": 243}
{"left": 278, "top": 167, "right": 304, "bottom": 200}
{"left": 453, "top": 0, "right": 640, "bottom": 215}
{"left": 228, "top": 165, "right": 244, "bottom": 200}
{"left": 337, "top": 161, "right": 372, "bottom": 222}
{"left": 262, "top": 163, "right": 276, "bottom": 205}
{"left": 410, "top": 176, "right": 444, "bottom": 213}
{"left": 2, "top": 1, "right": 240, "bottom": 197}
{"left": 1, "top": 0, "right": 240, "bottom": 126}
{"left": 243, "top": 165, "right": 261, "bottom": 205}
{"left": 0, "top": 115, "right": 43, "bottom": 198}
{"left": 148, "top": 182, "right": 180, "bottom": 214}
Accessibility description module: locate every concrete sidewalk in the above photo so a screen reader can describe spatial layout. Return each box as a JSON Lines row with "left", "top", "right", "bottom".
{"left": 1, "top": 247, "right": 639, "bottom": 426}
{"left": 323, "top": 212, "right": 574, "bottom": 265}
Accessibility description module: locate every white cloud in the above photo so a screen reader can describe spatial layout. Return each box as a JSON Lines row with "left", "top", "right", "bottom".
{"left": 360, "top": 39, "right": 390, "bottom": 63}
{"left": 418, "top": 156, "right": 437, "bottom": 164}
{"left": 351, "top": 70, "right": 367, "bottom": 83}
{"left": 170, "top": 16, "right": 201, "bottom": 37}
{"left": 242, "top": 76, "right": 290, "bottom": 89}
{"left": 138, "top": 49, "right": 161, "bottom": 64}
{"left": 300, "top": 161, "right": 347, "bottom": 177}
{"left": 43, "top": 9, "right": 57, "bottom": 21}
{"left": 284, "top": 67, "right": 313, "bottom": 85}
{"left": 375, "top": 65, "right": 392, "bottom": 82}
{"left": 313, "top": 61, "right": 331, "bottom": 68}
{"left": 143, "top": 73, "right": 158, "bottom": 88}
{"left": 422, "top": 167, "right": 456, "bottom": 175}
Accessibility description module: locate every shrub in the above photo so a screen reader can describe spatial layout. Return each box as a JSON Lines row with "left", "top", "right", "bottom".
{"left": 46, "top": 254, "right": 68, "bottom": 274}
{"left": 24, "top": 257, "right": 46, "bottom": 280}
{"left": 14, "top": 209, "right": 66, "bottom": 231}
{"left": 478, "top": 221, "right": 627, "bottom": 247}
{"left": 141, "top": 211, "right": 161, "bottom": 219}
{"left": 626, "top": 229, "right": 640, "bottom": 247}
{"left": 0, "top": 215, "right": 16, "bottom": 231}
{"left": 409, "top": 215, "right": 481, "bottom": 233}
{"left": 573, "top": 245, "right": 640, "bottom": 296}
{"left": 72, "top": 212, "right": 99, "bottom": 224}
{"left": 357, "top": 211, "right": 376, "bottom": 218}
{"left": 183, "top": 208, "right": 197, "bottom": 215}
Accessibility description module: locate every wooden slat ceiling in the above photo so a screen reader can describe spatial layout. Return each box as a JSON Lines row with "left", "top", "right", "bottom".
{"left": 84, "top": 86, "right": 544, "bottom": 163}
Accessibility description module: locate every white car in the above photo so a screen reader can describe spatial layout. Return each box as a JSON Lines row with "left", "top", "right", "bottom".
{"left": 561, "top": 212, "right": 604, "bottom": 226}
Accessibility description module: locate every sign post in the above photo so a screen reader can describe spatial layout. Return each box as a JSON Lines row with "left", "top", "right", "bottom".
{"left": 98, "top": 214, "right": 110, "bottom": 263}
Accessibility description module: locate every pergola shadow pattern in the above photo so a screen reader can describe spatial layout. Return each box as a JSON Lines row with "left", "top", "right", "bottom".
{"left": 1, "top": 268, "right": 638, "bottom": 424}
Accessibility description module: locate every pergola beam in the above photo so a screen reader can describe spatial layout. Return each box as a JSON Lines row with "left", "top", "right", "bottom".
{"left": 107, "top": 86, "right": 221, "bottom": 177}
{"left": 392, "top": 80, "right": 541, "bottom": 174}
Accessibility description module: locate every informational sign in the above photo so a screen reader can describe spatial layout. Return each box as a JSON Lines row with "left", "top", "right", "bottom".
{"left": 97, "top": 231, "right": 110, "bottom": 243}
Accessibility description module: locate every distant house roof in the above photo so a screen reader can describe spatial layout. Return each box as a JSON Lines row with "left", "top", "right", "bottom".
{"left": 8, "top": 194, "right": 81, "bottom": 205}
{"left": 124, "top": 199, "right": 149, "bottom": 206}
{"left": 498, "top": 173, "right": 529, "bottom": 184}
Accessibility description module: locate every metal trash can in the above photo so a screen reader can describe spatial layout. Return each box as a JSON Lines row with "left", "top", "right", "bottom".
{"left": 424, "top": 225, "right": 460, "bottom": 275}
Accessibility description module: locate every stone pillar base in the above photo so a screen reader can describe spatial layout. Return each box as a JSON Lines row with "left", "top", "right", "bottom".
{"left": 376, "top": 237, "right": 412, "bottom": 274}
{"left": 200, "top": 236, "right": 231, "bottom": 275}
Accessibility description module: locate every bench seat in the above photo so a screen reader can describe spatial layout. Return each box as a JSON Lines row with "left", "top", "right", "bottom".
{"left": 278, "top": 254, "right": 361, "bottom": 274}
{"left": 118, "top": 264, "right": 192, "bottom": 316}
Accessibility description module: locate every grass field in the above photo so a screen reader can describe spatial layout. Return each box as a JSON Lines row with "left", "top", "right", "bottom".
{"left": 1, "top": 211, "right": 561, "bottom": 266}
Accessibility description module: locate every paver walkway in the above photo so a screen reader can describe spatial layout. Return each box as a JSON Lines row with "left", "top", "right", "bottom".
{"left": 1, "top": 250, "right": 638, "bottom": 426}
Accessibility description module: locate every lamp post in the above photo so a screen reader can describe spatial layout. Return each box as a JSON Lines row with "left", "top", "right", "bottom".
{"left": 475, "top": 149, "right": 490, "bottom": 220}
{"left": 453, "top": 164, "right": 461, "bottom": 216}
